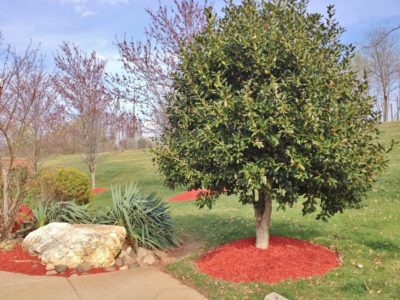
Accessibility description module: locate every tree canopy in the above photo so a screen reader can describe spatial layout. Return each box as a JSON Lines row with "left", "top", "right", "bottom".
{"left": 155, "top": 0, "right": 389, "bottom": 248}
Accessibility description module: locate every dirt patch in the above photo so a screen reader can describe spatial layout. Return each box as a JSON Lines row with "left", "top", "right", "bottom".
{"left": 158, "top": 240, "right": 204, "bottom": 266}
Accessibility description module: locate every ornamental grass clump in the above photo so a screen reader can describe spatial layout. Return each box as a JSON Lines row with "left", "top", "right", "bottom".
{"left": 97, "top": 182, "right": 179, "bottom": 250}
{"left": 31, "top": 202, "right": 93, "bottom": 229}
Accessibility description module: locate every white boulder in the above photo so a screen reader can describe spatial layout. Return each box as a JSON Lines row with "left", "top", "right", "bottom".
{"left": 22, "top": 222, "right": 126, "bottom": 268}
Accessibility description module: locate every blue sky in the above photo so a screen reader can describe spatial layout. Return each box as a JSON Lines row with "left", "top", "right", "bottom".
{"left": 0, "top": 0, "right": 399, "bottom": 72}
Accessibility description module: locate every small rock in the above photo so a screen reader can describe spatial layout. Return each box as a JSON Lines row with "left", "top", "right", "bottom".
{"left": 45, "top": 263, "right": 55, "bottom": 271}
{"left": 76, "top": 262, "right": 92, "bottom": 273}
{"left": 356, "top": 264, "right": 364, "bottom": 269}
{"left": 264, "top": 292, "right": 288, "bottom": 300}
{"left": 142, "top": 254, "right": 156, "bottom": 265}
{"left": 55, "top": 265, "right": 68, "bottom": 273}
{"left": 46, "top": 270, "right": 57, "bottom": 276}
{"left": 137, "top": 247, "right": 151, "bottom": 260}
{"left": 114, "top": 258, "right": 124, "bottom": 267}
{"left": 126, "top": 246, "right": 132, "bottom": 255}
{"left": 119, "top": 250, "right": 126, "bottom": 258}
{"left": 124, "top": 256, "right": 136, "bottom": 265}
{"left": 128, "top": 262, "right": 140, "bottom": 269}
{"left": 153, "top": 250, "right": 168, "bottom": 263}
{"left": 120, "top": 265, "right": 128, "bottom": 271}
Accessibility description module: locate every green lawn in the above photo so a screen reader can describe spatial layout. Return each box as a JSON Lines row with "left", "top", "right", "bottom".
{"left": 42, "top": 123, "right": 400, "bottom": 300}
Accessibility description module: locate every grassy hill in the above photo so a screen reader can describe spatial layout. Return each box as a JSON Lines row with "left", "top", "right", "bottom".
{"left": 41, "top": 123, "right": 400, "bottom": 300}
{"left": 42, "top": 149, "right": 183, "bottom": 208}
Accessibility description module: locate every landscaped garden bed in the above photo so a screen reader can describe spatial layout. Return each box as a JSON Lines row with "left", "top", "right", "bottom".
{"left": 0, "top": 244, "right": 112, "bottom": 276}
{"left": 28, "top": 123, "right": 400, "bottom": 299}
{"left": 0, "top": 231, "right": 171, "bottom": 278}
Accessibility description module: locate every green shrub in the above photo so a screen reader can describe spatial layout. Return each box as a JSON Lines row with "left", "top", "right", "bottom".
{"left": 96, "top": 182, "right": 179, "bottom": 250}
{"left": 27, "top": 168, "right": 92, "bottom": 205}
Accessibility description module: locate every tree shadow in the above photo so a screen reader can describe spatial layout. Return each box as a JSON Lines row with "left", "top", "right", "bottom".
{"left": 361, "top": 239, "right": 400, "bottom": 252}
{"left": 174, "top": 212, "right": 326, "bottom": 248}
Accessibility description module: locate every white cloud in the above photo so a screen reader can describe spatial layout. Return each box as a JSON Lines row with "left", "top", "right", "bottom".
{"left": 74, "top": 4, "right": 95, "bottom": 17}
{"left": 50, "top": 0, "right": 129, "bottom": 17}
{"left": 100, "top": 0, "right": 129, "bottom": 4}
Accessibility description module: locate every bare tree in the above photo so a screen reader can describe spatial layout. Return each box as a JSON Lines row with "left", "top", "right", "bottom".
{"left": 0, "top": 36, "right": 45, "bottom": 240}
{"left": 113, "top": 0, "right": 208, "bottom": 136}
{"left": 21, "top": 76, "right": 63, "bottom": 174}
{"left": 54, "top": 42, "right": 112, "bottom": 188}
{"left": 361, "top": 26, "right": 400, "bottom": 122}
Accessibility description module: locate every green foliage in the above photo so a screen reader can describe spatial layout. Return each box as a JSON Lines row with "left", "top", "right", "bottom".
{"left": 96, "top": 182, "right": 179, "bottom": 250}
{"left": 28, "top": 167, "right": 92, "bottom": 205}
{"left": 31, "top": 202, "right": 49, "bottom": 228}
{"left": 31, "top": 201, "right": 93, "bottom": 229}
{"left": 155, "top": 0, "right": 389, "bottom": 220}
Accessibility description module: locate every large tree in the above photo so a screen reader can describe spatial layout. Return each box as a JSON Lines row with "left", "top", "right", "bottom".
{"left": 54, "top": 42, "right": 112, "bottom": 188}
{"left": 155, "top": 0, "right": 389, "bottom": 249}
{"left": 0, "top": 37, "right": 46, "bottom": 240}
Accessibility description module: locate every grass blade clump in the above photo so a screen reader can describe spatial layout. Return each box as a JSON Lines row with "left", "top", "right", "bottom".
{"left": 31, "top": 201, "right": 93, "bottom": 228}
{"left": 97, "top": 182, "right": 179, "bottom": 250}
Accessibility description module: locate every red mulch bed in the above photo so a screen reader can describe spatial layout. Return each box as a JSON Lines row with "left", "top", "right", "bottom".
{"left": 92, "top": 187, "right": 108, "bottom": 194}
{"left": 197, "top": 236, "right": 339, "bottom": 284}
{"left": 0, "top": 245, "right": 117, "bottom": 277}
{"left": 168, "top": 189, "right": 210, "bottom": 203}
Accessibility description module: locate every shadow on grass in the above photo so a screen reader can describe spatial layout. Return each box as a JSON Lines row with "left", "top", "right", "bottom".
{"left": 362, "top": 239, "right": 400, "bottom": 252}
{"left": 174, "top": 212, "right": 327, "bottom": 249}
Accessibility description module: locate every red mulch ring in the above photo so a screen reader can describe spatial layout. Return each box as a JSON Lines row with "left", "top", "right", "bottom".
{"left": 197, "top": 236, "right": 339, "bottom": 284}
{"left": 168, "top": 189, "right": 210, "bottom": 203}
{"left": 0, "top": 245, "right": 118, "bottom": 277}
{"left": 92, "top": 187, "right": 108, "bottom": 194}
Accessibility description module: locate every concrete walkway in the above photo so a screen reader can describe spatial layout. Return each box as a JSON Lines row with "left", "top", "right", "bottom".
{"left": 0, "top": 267, "right": 206, "bottom": 300}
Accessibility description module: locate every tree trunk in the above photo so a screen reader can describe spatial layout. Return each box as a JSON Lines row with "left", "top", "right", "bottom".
{"left": 33, "top": 142, "right": 40, "bottom": 175}
{"left": 383, "top": 94, "right": 388, "bottom": 122}
{"left": 253, "top": 189, "right": 272, "bottom": 249}
{"left": 91, "top": 170, "right": 96, "bottom": 189}
{"left": 1, "top": 168, "right": 11, "bottom": 241}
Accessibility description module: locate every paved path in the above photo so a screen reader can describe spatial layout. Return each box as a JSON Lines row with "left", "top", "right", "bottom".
{"left": 0, "top": 267, "right": 206, "bottom": 300}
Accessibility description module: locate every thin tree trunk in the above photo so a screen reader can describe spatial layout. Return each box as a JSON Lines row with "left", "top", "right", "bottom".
{"left": 1, "top": 167, "right": 11, "bottom": 241}
{"left": 32, "top": 141, "right": 40, "bottom": 175}
{"left": 253, "top": 189, "right": 272, "bottom": 249}
{"left": 91, "top": 170, "right": 96, "bottom": 189}
{"left": 383, "top": 94, "right": 389, "bottom": 122}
